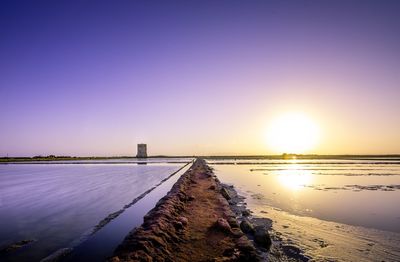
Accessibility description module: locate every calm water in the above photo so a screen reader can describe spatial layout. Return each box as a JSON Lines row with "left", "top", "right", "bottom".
{"left": 0, "top": 159, "right": 190, "bottom": 261}
{"left": 64, "top": 162, "right": 192, "bottom": 262}
{"left": 208, "top": 158, "right": 400, "bottom": 232}
{"left": 209, "top": 157, "right": 400, "bottom": 261}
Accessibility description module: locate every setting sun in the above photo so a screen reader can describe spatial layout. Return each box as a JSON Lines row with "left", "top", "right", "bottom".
{"left": 266, "top": 112, "right": 320, "bottom": 154}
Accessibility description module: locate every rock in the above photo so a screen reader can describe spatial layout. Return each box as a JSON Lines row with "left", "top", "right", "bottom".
{"left": 240, "top": 220, "right": 255, "bottom": 234}
{"left": 220, "top": 188, "right": 231, "bottom": 200}
{"left": 188, "top": 195, "right": 195, "bottom": 201}
{"left": 227, "top": 217, "right": 239, "bottom": 228}
{"left": 211, "top": 257, "right": 236, "bottom": 262}
{"left": 222, "top": 248, "right": 235, "bottom": 256}
{"left": 282, "top": 245, "right": 310, "bottom": 261}
{"left": 214, "top": 218, "right": 232, "bottom": 233}
{"left": 231, "top": 228, "right": 244, "bottom": 238}
{"left": 236, "top": 236, "right": 263, "bottom": 261}
{"left": 242, "top": 210, "right": 251, "bottom": 217}
{"left": 178, "top": 216, "right": 188, "bottom": 226}
{"left": 236, "top": 236, "right": 256, "bottom": 252}
{"left": 253, "top": 226, "right": 272, "bottom": 250}
{"left": 174, "top": 221, "right": 184, "bottom": 230}
{"left": 178, "top": 193, "right": 187, "bottom": 201}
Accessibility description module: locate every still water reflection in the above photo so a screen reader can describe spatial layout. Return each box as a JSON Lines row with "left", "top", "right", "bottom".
{"left": 209, "top": 158, "right": 400, "bottom": 233}
{"left": 0, "top": 160, "right": 189, "bottom": 261}
{"left": 275, "top": 163, "right": 314, "bottom": 190}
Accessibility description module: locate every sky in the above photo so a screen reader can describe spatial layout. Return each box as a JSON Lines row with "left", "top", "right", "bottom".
{"left": 1, "top": 0, "right": 400, "bottom": 156}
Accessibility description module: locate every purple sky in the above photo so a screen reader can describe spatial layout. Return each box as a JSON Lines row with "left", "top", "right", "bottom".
{"left": 1, "top": 1, "right": 400, "bottom": 156}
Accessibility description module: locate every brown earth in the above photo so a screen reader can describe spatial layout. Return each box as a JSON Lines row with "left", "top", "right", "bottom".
{"left": 109, "top": 158, "right": 261, "bottom": 262}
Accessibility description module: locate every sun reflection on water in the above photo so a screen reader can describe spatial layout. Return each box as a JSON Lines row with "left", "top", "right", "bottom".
{"left": 276, "top": 163, "right": 313, "bottom": 190}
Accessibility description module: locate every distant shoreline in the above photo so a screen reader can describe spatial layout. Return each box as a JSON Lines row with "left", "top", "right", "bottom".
{"left": 0, "top": 156, "right": 191, "bottom": 163}
{"left": 1, "top": 154, "right": 400, "bottom": 163}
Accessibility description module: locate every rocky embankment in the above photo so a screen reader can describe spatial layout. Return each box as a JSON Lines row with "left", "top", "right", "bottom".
{"left": 109, "top": 158, "right": 269, "bottom": 261}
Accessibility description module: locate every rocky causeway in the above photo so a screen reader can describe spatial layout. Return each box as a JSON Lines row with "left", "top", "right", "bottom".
{"left": 109, "top": 158, "right": 270, "bottom": 262}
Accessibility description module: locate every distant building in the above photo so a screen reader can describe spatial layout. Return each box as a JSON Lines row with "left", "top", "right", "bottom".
{"left": 136, "top": 144, "right": 147, "bottom": 158}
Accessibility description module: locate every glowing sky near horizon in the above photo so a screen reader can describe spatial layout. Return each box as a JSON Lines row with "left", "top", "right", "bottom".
{"left": 1, "top": 1, "right": 400, "bottom": 156}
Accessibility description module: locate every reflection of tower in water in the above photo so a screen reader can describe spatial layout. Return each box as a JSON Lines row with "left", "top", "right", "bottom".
{"left": 136, "top": 144, "right": 147, "bottom": 158}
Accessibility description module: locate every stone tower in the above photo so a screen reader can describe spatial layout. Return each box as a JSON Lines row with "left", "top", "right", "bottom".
{"left": 136, "top": 144, "right": 147, "bottom": 158}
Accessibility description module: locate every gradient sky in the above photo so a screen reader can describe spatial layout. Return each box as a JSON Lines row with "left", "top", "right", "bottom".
{"left": 1, "top": 0, "right": 400, "bottom": 156}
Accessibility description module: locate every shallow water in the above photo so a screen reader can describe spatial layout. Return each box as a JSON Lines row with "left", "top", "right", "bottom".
{"left": 63, "top": 162, "right": 192, "bottom": 262}
{"left": 5, "top": 157, "right": 192, "bottom": 165}
{"left": 209, "top": 157, "right": 400, "bottom": 261}
{"left": 0, "top": 159, "right": 190, "bottom": 261}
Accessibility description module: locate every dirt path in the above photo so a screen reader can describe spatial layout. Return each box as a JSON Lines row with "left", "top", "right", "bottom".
{"left": 110, "top": 158, "right": 261, "bottom": 262}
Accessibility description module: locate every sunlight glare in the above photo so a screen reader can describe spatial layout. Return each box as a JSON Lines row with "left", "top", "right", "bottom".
{"left": 266, "top": 112, "right": 319, "bottom": 154}
{"left": 276, "top": 164, "right": 313, "bottom": 190}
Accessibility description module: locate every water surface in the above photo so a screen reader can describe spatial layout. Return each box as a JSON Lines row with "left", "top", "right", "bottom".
{"left": 0, "top": 159, "right": 189, "bottom": 261}
{"left": 209, "top": 157, "right": 400, "bottom": 261}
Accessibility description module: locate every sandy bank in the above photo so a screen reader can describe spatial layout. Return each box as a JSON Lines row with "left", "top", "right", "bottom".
{"left": 109, "top": 158, "right": 263, "bottom": 261}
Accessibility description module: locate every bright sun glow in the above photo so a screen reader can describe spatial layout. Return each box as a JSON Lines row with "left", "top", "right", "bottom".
{"left": 266, "top": 112, "right": 320, "bottom": 154}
